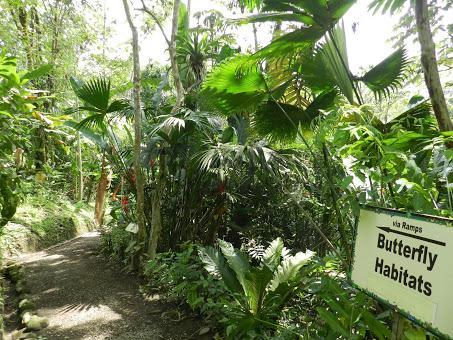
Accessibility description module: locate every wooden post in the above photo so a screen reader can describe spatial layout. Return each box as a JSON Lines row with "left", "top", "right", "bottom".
{"left": 392, "top": 312, "right": 405, "bottom": 340}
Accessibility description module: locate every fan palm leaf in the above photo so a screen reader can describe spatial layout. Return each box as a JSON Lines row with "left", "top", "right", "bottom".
{"left": 369, "top": 0, "right": 406, "bottom": 14}
{"left": 73, "top": 78, "right": 111, "bottom": 112}
{"left": 358, "top": 48, "right": 410, "bottom": 100}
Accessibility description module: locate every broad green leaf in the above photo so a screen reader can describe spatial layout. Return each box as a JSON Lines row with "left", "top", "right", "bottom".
{"left": 198, "top": 246, "right": 242, "bottom": 294}
{"left": 21, "top": 64, "right": 53, "bottom": 83}
{"left": 317, "top": 307, "right": 349, "bottom": 337}
{"left": 362, "top": 310, "right": 391, "bottom": 339}
{"left": 243, "top": 266, "right": 273, "bottom": 315}
{"left": 269, "top": 250, "right": 314, "bottom": 291}
{"left": 262, "top": 237, "right": 283, "bottom": 271}
{"left": 218, "top": 239, "right": 251, "bottom": 290}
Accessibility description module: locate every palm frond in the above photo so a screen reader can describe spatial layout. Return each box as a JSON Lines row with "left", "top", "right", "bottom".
{"left": 252, "top": 102, "right": 305, "bottom": 141}
{"left": 252, "top": 89, "right": 336, "bottom": 141}
{"left": 74, "top": 113, "right": 107, "bottom": 132}
{"left": 358, "top": 48, "right": 409, "bottom": 100}
{"left": 253, "top": 27, "right": 324, "bottom": 61}
{"left": 368, "top": 0, "right": 405, "bottom": 14}
{"left": 320, "top": 23, "right": 355, "bottom": 104}
{"left": 74, "top": 78, "right": 111, "bottom": 113}
{"left": 107, "top": 99, "right": 132, "bottom": 114}
{"left": 235, "top": 12, "right": 315, "bottom": 25}
{"left": 200, "top": 55, "right": 268, "bottom": 115}
{"left": 64, "top": 120, "right": 106, "bottom": 147}
{"left": 195, "top": 141, "right": 287, "bottom": 179}
{"left": 304, "top": 89, "right": 337, "bottom": 121}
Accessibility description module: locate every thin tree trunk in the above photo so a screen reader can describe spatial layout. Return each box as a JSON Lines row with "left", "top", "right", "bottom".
{"left": 169, "top": 0, "right": 184, "bottom": 111}
{"left": 122, "top": 0, "right": 147, "bottom": 251}
{"left": 147, "top": 154, "right": 166, "bottom": 259}
{"left": 252, "top": 23, "right": 259, "bottom": 51}
{"left": 95, "top": 154, "right": 109, "bottom": 226}
{"left": 76, "top": 129, "right": 83, "bottom": 201}
{"left": 187, "top": 0, "right": 191, "bottom": 27}
{"left": 415, "top": 0, "right": 453, "bottom": 134}
{"left": 140, "top": 0, "right": 183, "bottom": 259}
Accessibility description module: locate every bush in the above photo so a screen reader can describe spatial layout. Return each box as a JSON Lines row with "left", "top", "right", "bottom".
{"left": 143, "top": 243, "right": 230, "bottom": 324}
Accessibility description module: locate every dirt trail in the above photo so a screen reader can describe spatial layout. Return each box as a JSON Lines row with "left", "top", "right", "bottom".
{"left": 9, "top": 232, "right": 204, "bottom": 340}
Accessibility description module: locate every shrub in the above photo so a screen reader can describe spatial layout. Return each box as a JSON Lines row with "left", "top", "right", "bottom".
{"left": 199, "top": 238, "right": 314, "bottom": 339}
{"left": 143, "top": 243, "right": 230, "bottom": 324}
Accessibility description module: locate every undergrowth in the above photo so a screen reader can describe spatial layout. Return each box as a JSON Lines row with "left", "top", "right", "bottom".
{"left": 142, "top": 243, "right": 230, "bottom": 330}
{"left": 0, "top": 186, "right": 95, "bottom": 256}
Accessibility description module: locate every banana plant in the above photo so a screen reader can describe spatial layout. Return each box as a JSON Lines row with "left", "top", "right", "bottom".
{"left": 199, "top": 238, "right": 314, "bottom": 338}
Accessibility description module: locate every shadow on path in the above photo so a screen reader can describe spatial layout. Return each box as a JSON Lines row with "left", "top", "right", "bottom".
{"left": 15, "top": 232, "right": 204, "bottom": 340}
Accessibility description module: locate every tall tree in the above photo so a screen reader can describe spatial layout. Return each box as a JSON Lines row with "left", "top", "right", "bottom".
{"left": 414, "top": 0, "right": 452, "bottom": 132}
{"left": 122, "top": 0, "right": 147, "bottom": 257}
{"left": 370, "top": 0, "right": 453, "bottom": 134}
{"left": 140, "top": 0, "right": 183, "bottom": 259}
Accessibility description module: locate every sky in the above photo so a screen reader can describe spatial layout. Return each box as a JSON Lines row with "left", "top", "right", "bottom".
{"left": 105, "top": 0, "right": 407, "bottom": 75}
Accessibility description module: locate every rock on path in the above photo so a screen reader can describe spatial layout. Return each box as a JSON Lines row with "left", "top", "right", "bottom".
{"left": 12, "top": 232, "right": 203, "bottom": 340}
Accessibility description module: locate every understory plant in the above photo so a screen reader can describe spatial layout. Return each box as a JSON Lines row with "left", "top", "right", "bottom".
{"left": 199, "top": 238, "right": 314, "bottom": 338}
{"left": 143, "top": 243, "right": 230, "bottom": 323}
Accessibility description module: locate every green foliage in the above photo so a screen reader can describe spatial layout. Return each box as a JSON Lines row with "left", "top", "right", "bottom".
{"left": 240, "top": 0, "right": 356, "bottom": 60}
{"left": 0, "top": 49, "right": 51, "bottom": 226}
{"left": 143, "top": 243, "right": 230, "bottom": 323}
{"left": 199, "top": 238, "right": 314, "bottom": 338}
{"left": 69, "top": 77, "right": 131, "bottom": 131}
{"left": 0, "top": 172, "right": 19, "bottom": 227}
{"left": 0, "top": 187, "right": 94, "bottom": 255}
{"left": 359, "top": 48, "right": 410, "bottom": 100}
{"left": 369, "top": 0, "right": 406, "bottom": 14}
{"left": 312, "top": 276, "right": 391, "bottom": 339}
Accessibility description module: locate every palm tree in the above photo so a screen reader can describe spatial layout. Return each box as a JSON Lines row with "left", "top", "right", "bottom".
{"left": 68, "top": 77, "right": 130, "bottom": 225}
{"left": 142, "top": 107, "right": 222, "bottom": 257}
{"left": 198, "top": 0, "right": 415, "bottom": 265}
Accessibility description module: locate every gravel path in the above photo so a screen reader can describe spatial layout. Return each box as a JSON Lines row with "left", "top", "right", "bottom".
{"left": 12, "top": 232, "right": 205, "bottom": 340}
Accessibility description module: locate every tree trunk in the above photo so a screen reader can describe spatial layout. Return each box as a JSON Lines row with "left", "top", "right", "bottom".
{"left": 147, "top": 154, "right": 166, "bottom": 259}
{"left": 169, "top": 0, "right": 185, "bottom": 111}
{"left": 122, "top": 0, "right": 147, "bottom": 252}
{"left": 252, "top": 23, "right": 259, "bottom": 51}
{"left": 187, "top": 0, "right": 192, "bottom": 27}
{"left": 94, "top": 154, "right": 110, "bottom": 226}
{"left": 76, "top": 112, "right": 83, "bottom": 201}
{"left": 415, "top": 0, "right": 453, "bottom": 133}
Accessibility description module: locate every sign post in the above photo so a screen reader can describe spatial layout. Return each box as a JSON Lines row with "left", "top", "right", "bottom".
{"left": 350, "top": 206, "right": 453, "bottom": 339}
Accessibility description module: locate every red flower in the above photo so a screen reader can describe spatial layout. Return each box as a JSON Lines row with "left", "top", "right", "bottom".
{"left": 121, "top": 196, "right": 129, "bottom": 213}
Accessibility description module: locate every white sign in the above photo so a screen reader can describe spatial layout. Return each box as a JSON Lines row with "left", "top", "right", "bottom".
{"left": 351, "top": 207, "right": 453, "bottom": 338}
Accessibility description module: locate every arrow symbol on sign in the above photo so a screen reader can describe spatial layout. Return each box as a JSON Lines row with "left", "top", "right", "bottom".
{"left": 377, "top": 226, "right": 446, "bottom": 246}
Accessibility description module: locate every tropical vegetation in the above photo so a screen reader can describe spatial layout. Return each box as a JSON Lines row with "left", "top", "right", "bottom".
{"left": 0, "top": 0, "right": 452, "bottom": 338}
